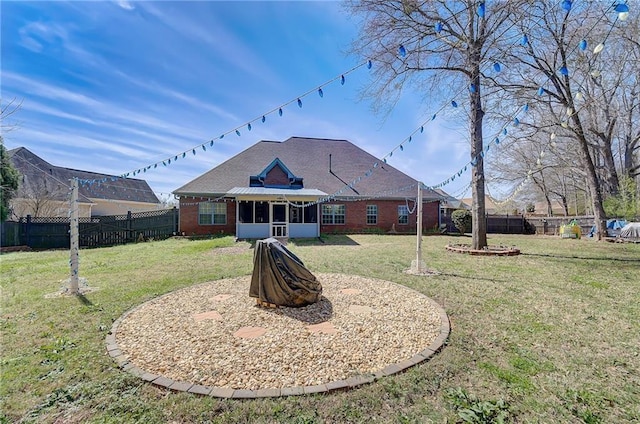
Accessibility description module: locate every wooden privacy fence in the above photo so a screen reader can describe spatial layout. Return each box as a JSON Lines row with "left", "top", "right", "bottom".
{"left": 441, "top": 214, "right": 534, "bottom": 234}
{"left": 525, "top": 215, "right": 596, "bottom": 236}
{"left": 1, "top": 208, "right": 179, "bottom": 250}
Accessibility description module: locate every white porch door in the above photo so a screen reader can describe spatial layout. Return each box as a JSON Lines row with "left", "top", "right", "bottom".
{"left": 270, "top": 202, "right": 288, "bottom": 237}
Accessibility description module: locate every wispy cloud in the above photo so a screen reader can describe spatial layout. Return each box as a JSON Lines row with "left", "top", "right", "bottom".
{"left": 116, "top": 1, "right": 134, "bottom": 11}
{"left": 18, "top": 21, "right": 69, "bottom": 53}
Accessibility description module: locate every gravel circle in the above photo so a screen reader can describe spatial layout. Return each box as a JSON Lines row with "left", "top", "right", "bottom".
{"left": 113, "top": 273, "right": 445, "bottom": 391}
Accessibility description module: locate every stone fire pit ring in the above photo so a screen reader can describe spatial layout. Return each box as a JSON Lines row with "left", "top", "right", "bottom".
{"left": 106, "top": 273, "right": 450, "bottom": 398}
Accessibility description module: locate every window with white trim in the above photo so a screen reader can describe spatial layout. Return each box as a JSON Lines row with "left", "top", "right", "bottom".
{"left": 398, "top": 205, "right": 409, "bottom": 224}
{"left": 199, "top": 202, "right": 227, "bottom": 225}
{"left": 366, "top": 204, "right": 377, "bottom": 225}
{"left": 322, "top": 204, "right": 345, "bottom": 224}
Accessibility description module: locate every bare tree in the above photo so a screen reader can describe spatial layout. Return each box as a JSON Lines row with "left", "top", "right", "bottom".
{"left": 492, "top": 1, "right": 632, "bottom": 239}
{"left": 347, "top": 0, "right": 528, "bottom": 249}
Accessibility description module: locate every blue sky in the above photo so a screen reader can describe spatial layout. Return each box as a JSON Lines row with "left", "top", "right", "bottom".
{"left": 1, "top": 1, "right": 471, "bottom": 201}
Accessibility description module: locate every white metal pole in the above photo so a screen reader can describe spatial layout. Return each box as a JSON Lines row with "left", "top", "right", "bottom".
{"left": 69, "top": 178, "right": 80, "bottom": 294}
{"left": 416, "top": 183, "right": 423, "bottom": 271}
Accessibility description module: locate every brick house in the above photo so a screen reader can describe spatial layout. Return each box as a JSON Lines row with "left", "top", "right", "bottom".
{"left": 173, "top": 137, "right": 443, "bottom": 238}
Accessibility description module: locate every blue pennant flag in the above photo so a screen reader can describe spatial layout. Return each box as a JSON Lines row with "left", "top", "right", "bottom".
{"left": 435, "top": 22, "right": 443, "bottom": 33}
{"left": 247, "top": 123, "right": 252, "bottom": 131}
{"left": 341, "top": 75, "right": 345, "bottom": 85}
{"left": 559, "top": 66, "right": 569, "bottom": 76}
{"left": 451, "top": 100, "right": 458, "bottom": 108}
{"left": 521, "top": 34, "right": 528, "bottom": 46}
{"left": 537, "top": 87, "right": 545, "bottom": 95}
{"left": 318, "top": 88, "right": 324, "bottom": 98}
{"left": 367, "top": 60, "right": 372, "bottom": 69}
{"left": 262, "top": 116, "right": 266, "bottom": 123}
{"left": 579, "top": 39, "right": 587, "bottom": 50}
{"left": 470, "top": 84, "right": 477, "bottom": 93}
{"left": 477, "top": 2, "right": 485, "bottom": 17}
{"left": 398, "top": 45, "right": 406, "bottom": 57}
{"left": 494, "top": 62, "right": 502, "bottom": 72}
{"left": 297, "top": 98, "right": 303, "bottom": 108}
{"left": 615, "top": 3, "right": 629, "bottom": 13}
{"left": 235, "top": 130, "right": 241, "bottom": 136}
{"left": 279, "top": 108, "right": 283, "bottom": 116}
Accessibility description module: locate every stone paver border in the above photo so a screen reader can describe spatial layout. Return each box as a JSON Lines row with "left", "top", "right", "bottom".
{"left": 106, "top": 279, "right": 450, "bottom": 398}
{"left": 445, "top": 243, "right": 521, "bottom": 256}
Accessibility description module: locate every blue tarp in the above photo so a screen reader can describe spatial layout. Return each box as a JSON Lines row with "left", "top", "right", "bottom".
{"left": 588, "top": 219, "right": 627, "bottom": 237}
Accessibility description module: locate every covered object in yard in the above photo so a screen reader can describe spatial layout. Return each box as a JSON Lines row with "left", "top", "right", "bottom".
{"left": 619, "top": 222, "right": 640, "bottom": 239}
{"left": 250, "top": 238, "right": 322, "bottom": 307}
{"left": 588, "top": 219, "right": 627, "bottom": 237}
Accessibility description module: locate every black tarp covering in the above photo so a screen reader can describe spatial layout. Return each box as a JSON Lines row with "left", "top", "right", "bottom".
{"left": 250, "top": 237, "right": 322, "bottom": 307}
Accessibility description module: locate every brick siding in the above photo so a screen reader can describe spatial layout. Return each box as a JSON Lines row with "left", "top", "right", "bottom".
{"left": 179, "top": 198, "right": 439, "bottom": 237}
{"left": 179, "top": 197, "right": 236, "bottom": 236}
{"left": 320, "top": 200, "right": 440, "bottom": 234}
{"left": 264, "top": 167, "right": 290, "bottom": 186}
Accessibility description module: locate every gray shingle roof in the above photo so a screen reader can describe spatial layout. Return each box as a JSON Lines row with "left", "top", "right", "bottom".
{"left": 9, "top": 147, "right": 159, "bottom": 204}
{"left": 174, "top": 136, "right": 441, "bottom": 200}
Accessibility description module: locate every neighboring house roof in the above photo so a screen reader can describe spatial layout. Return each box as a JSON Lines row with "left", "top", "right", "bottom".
{"left": 461, "top": 196, "right": 505, "bottom": 214}
{"left": 8, "top": 147, "right": 159, "bottom": 204}
{"left": 174, "top": 136, "right": 441, "bottom": 200}
{"left": 531, "top": 200, "right": 566, "bottom": 216}
{"left": 434, "top": 189, "right": 468, "bottom": 209}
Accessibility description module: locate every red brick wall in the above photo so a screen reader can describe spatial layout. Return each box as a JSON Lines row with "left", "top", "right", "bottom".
{"left": 179, "top": 198, "right": 236, "bottom": 236}
{"left": 264, "top": 166, "right": 289, "bottom": 186}
{"left": 179, "top": 198, "right": 440, "bottom": 237}
{"left": 320, "top": 200, "right": 440, "bottom": 234}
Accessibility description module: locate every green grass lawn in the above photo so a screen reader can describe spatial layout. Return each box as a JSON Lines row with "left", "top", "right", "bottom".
{"left": 1, "top": 234, "right": 639, "bottom": 423}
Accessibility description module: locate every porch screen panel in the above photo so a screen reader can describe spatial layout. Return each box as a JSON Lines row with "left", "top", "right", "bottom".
{"left": 289, "top": 202, "right": 302, "bottom": 223}
{"left": 239, "top": 201, "right": 254, "bottom": 223}
{"left": 255, "top": 201, "right": 269, "bottom": 223}
{"left": 304, "top": 204, "right": 317, "bottom": 223}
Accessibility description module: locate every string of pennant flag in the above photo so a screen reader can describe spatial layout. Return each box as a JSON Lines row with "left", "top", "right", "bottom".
{"left": 75, "top": 0, "right": 630, "bottom": 212}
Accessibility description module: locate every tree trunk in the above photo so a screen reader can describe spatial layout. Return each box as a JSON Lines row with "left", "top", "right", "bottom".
{"left": 470, "top": 61, "right": 487, "bottom": 249}
{"left": 572, "top": 116, "right": 608, "bottom": 239}
{"left": 600, "top": 141, "right": 620, "bottom": 195}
